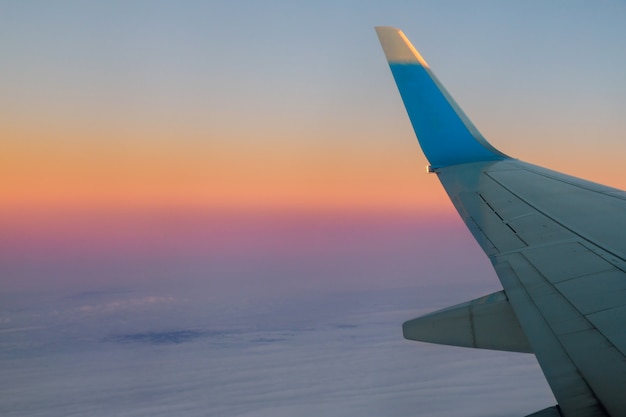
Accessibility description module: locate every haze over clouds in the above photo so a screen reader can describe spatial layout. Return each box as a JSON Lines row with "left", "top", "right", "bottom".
{"left": 1, "top": 279, "right": 553, "bottom": 417}
{"left": 1, "top": 213, "right": 554, "bottom": 416}
{"left": 1, "top": 1, "right": 625, "bottom": 416}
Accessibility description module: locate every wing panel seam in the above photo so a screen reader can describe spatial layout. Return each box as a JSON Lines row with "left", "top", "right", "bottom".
{"left": 484, "top": 171, "right": 626, "bottom": 269}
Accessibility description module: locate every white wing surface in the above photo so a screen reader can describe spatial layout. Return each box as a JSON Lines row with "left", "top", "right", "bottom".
{"left": 376, "top": 26, "right": 626, "bottom": 417}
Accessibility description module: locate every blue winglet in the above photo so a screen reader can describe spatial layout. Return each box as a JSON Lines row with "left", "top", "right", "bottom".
{"left": 375, "top": 27, "right": 508, "bottom": 168}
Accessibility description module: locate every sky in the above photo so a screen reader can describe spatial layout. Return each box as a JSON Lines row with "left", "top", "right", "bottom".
{"left": 3, "top": 1, "right": 626, "bottom": 215}
{"left": 2, "top": 1, "right": 626, "bottom": 416}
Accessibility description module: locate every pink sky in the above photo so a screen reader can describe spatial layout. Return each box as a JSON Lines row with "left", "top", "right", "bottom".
{"left": 2, "top": 2, "right": 626, "bottom": 297}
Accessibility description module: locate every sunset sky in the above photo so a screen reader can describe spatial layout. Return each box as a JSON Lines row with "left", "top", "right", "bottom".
{"left": 1, "top": 2, "right": 626, "bottom": 415}
{"left": 3, "top": 1, "right": 626, "bottom": 216}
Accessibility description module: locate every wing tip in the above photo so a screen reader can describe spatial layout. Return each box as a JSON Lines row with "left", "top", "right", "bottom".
{"left": 375, "top": 26, "right": 429, "bottom": 67}
{"left": 375, "top": 25, "right": 509, "bottom": 167}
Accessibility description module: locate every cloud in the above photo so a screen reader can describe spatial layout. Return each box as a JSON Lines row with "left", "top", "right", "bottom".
{"left": 74, "top": 296, "right": 176, "bottom": 314}
{"left": 106, "top": 329, "right": 207, "bottom": 345}
{"left": 0, "top": 286, "right": 554, "bottom": 417}
{"left": 104, "top": 329, "right": 242, "bottom": 346}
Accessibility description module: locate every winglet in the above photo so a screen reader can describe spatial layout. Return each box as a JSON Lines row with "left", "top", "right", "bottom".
{"left": 375, "top": 27, "right": 508, "bottom": 168}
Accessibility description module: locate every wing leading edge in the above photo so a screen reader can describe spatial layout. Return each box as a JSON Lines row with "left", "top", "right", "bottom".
{"left": 376, "top": 27, "right": 626, "bottom": 417}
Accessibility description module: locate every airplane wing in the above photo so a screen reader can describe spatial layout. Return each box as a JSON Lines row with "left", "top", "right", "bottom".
{"left": 375, "top": 26, "right": 626, "bottom": 417}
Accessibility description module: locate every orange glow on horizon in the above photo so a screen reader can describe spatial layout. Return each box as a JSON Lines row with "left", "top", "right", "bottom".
{"left": 5, "top": 111, "right": 625, "bottom": 216}
{"left": 1, "top": 124, "right": 454, "bottom": 213}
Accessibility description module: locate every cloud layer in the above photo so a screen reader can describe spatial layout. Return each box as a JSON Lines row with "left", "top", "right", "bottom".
{"left": 0, "top": 286, "right": 554, "bottom": 417}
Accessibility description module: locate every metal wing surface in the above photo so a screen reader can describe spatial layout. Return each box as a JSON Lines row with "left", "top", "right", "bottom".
{"left": 375, "top": 26, "right": 626, "bottom": 417}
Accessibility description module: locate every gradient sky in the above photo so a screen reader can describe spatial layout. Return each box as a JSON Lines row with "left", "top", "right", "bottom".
{"left": 3, "top": 2, "right": 626, "bottom": 415}
{"left": 1, "top": 0, "right": 626, "bottom": 320}
{"left": 3, "top": 1, "right": 626, "bottom": 215}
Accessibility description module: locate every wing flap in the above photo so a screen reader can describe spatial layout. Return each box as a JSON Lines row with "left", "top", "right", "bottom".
{"left": 494, "top": 259, "right": 605, "bottom": 417}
